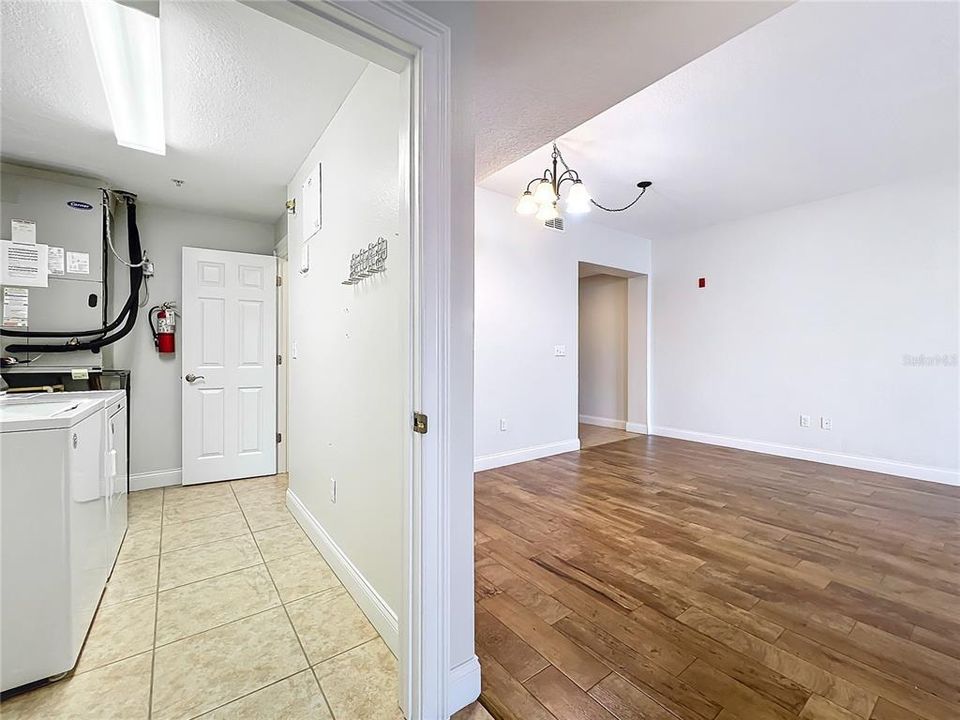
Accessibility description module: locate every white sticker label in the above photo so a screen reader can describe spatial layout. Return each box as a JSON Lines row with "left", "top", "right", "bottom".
{"left": 1, "top": 240, "right": 48, "bottom": 287}
{"left": 48, "top": 246, "right": 65, "bottom": 276}
{"left": 11, "top": 219, "right": 36, "bottom": 245}
{"left": 66, "top": 251, "right": 90, "bottom": 275}
{"left": 2, "top": 287, "right": 28, "bottom": 328}
{"left": 71, "top": 368, "right": 90, "bottom": 380}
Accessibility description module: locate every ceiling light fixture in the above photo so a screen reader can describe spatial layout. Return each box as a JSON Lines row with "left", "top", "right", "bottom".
{"left": 516, "top": 142, "right": 652, "bottom": 222}
{"left": 82, "top": 0, "right": 166, "bottom": 155}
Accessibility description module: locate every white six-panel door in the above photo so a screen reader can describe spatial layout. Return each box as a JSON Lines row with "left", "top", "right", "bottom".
{"left": 181, "top": 247, "right": 277, "bottom": 485}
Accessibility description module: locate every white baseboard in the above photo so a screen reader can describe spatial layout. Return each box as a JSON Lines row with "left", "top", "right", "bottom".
{"left": 130, "top": 468, "right": 181, "bottom": 492}
{"left": 447, "top": 655, "right": 481, "bottom": 717}
{"left": 285, "top": 489, "right": 400, "bottom": 654}
{"left": 474, "top": 438, "right": 581, "bottom": 472}
{"left": 651, "top": 426, "right": 959, "bottom": 487}
{"left": 578, "top": 414, "right": 626, "bottom": 430}
{"left": 625, "top": 422, "right": 648, "bottom": 434}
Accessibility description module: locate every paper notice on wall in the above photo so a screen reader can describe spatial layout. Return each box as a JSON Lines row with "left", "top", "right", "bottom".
{"left": 1, "top": 240, "right": 48, "bottom": 287}
{"left": 66, "top": 250, "right": 90, "bottom": 275}
{"left": 2, "top": 287, "right": 28, "bottom": 328}
{"left": 11, "top": 219, "right": 36, "bottom": 245}
{"left": 48, "top": 246, "right": 65, "bottom": 276}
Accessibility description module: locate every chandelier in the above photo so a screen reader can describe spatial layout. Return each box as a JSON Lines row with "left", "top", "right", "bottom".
{"left": 515, "top": 142, "right": 652, "bottom": 222}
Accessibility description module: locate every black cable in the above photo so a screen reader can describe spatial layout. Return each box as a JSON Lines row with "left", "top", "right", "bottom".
{"left": 554, "top": 142, "right": 651, "bottom": 212}
{"left": 591, "top": 186, "right": 648, "bottom": 213}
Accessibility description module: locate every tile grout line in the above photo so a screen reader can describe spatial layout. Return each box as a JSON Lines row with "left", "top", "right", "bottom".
{"left": 230, "top": 480, "right": 340, "bottom": 720}
{"left": 184, "top": 668, "right": 314, "bottom": 720}
{"left": 147, "top": 488, "right": 165, "bottom": 720}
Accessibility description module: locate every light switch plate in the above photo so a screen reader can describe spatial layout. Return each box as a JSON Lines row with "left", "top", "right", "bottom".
{"left": 799, "top": 414, "right": 811, "bottom": 428}
{"left": 554, "top": 344, "right": 566, "bottom": 357}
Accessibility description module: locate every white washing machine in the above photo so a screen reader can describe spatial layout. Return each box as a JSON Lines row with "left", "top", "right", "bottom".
{"left": 0, "top": 390, "right": 128, "bottom": 692}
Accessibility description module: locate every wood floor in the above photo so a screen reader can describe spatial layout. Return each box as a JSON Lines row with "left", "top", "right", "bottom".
{"left": 473, "top": 434, "right": 960, "bottom": 720}
{"left": 579, "top": 423, "right": 642, "bottom": 449}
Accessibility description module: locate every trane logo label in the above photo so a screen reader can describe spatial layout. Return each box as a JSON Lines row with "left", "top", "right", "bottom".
{"left": 67, "top": 201, "right": 94, "bottom": 210}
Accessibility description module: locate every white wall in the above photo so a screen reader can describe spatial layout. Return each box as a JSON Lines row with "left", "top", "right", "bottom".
{"left": 285, "top": 64, "right": 407, "bottom": 642}
{"left": 578, "top": 274, "right": 628, "bottom": 426}
{"left": 111, "top": 203, "right": 274, "bottom": 487}
{"left": 475, "top": 187, "right": 652, "bottom": 470}
{"left": 627, "top": 274, "right": 649, "bottom": 432}
{"left": 652, "top": 174, "right": 959, "bottom": 484}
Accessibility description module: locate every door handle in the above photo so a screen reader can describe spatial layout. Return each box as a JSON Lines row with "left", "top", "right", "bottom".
{"left": 185, "top": 373, "right": 205, "bottom": 383}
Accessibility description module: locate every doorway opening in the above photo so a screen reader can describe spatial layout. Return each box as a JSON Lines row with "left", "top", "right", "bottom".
{"left": 577, "top": 262, "right": 649, "bottom": 450}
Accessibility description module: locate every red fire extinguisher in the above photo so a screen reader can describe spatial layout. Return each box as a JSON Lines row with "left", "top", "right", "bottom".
{"left": 149, "top": 302, "right": 177, "bottom": 354}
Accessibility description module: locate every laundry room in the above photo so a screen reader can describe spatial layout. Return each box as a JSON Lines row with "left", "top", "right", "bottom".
{"left": 0, "top": 1, "right": 417, "bottom": 716}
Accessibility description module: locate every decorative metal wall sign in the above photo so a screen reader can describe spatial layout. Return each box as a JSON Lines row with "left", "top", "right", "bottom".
{"left": 342, "top": 237, "right": 388, "bottom": 285}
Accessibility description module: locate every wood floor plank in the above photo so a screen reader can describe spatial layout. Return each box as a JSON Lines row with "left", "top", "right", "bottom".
{"left": 800, "top": 695, "right": 864, "bottom": 720}
{"left": 475, "top": 606, "right": 550, "bottom": 682}
{"left": 480, "top": 594, "right": 610, "bottom": 691}
{"left": 679, "top": 659, "right": 798, "bottom": 720}
{"left": 524, "top": 666, "right": 616, "bottom": 720}
{"left": 477, "top": 651, "right": 557, "bottom": 720}
{"left": 554, "top": 613, "right": 722, "bottom": 720}
{"left": 588, "top": 672, "right": 679, "bottom": 720}
{"left": 677, "top": 607, "right": 877, "bottom": 717}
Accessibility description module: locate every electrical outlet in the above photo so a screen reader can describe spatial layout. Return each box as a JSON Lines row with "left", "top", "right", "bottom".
{"left": 330, "top": 477, "right": 337, "bottom": 503}
{"left": 820, "top": 416, "right": 832, "bottom": 431}
{"left": 799, "top": 414, "right": 811, "bottom": 428}
{"left": 554, "top": 344, "right": 567, "bottom": 357}
{"left": 499, "top": 418, "right": 508, "bottom": 432}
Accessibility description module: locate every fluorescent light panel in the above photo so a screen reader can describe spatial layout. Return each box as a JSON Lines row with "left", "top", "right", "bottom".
{"left": 82, "top": 0, "right": 165, "bottom": 155}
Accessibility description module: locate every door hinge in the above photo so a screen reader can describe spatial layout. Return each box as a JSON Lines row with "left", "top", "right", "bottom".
{"left": 276, "top": 275, "right": 282, "bottom": 287}
{"left": 286, "top": 198, "right": 296, "bottom": 215}
{"left": 276, "top": 432, "right": 282, "bottom": 444}
{"left": 277, "top": 354, "right": 282, "bottom": 365}
{"left": 413, "top": 412, "right": 428, "bottom": 435}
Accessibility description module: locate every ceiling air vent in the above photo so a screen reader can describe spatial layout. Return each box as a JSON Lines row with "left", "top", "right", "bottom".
{"left": 544, "top": 216, "right": 565, "bottom": 232}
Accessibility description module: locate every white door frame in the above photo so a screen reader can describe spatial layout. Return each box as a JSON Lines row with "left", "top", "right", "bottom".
{"left": 239, "top": 2, "right": 457, "bottom": 717}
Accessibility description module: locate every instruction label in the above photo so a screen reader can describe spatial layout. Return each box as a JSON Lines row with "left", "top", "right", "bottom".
{"left": 48, "top": 246, "right": 65, "bottom": 276}
{"left": 1, "top": 240, "right": 48, "bottom": 287}
{"left": 2, "top": 287, "right": 28, "bottom": 328}
{"left": 11, "top": 219, "right": 36, "bottom": 245}
{"left": 66, "top": 250, "right": 90, "bottom": 275}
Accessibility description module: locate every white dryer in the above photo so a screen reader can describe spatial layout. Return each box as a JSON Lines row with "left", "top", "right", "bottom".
{"left": 0, "top": 390, "right": 128, "bottom": 692}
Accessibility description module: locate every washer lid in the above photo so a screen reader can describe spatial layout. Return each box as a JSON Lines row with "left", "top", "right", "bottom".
{"left": 0, "top": 398, "right": 101, "bottom": 432}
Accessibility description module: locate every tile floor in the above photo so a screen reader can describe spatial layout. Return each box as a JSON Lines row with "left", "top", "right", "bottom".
{"left": 0, "top": 474, "right": 403, "bottom": 720}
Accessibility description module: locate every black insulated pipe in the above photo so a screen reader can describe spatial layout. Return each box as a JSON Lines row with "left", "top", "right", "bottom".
{"left": 3, "top": 196, "right": 144, "bottom": 354}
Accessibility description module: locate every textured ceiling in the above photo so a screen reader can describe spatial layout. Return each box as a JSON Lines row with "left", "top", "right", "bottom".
{"left": 472, "top": 0, "right": 790, "bottom": 179}
{"left": 1, "top": 0, "right": 367, "bottom": 223}
{"left": 481, "top": 0, "right": 959, "bottom": 238}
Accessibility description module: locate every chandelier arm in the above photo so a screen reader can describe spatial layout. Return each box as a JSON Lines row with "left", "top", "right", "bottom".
{"left": 557, "top": 169, "right": 579, "bottom": 188}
